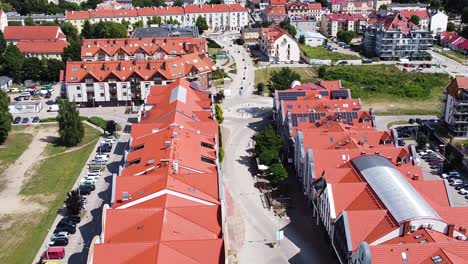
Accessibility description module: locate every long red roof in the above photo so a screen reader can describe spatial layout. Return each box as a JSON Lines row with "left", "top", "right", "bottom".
{"left": 16, "top": 39, "right": 68, "bottom": 54}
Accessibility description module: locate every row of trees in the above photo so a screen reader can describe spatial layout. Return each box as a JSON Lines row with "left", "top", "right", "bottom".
{"left": 0, "top": 90, "right": 12, "bottom": 144}
{"left": 3, "top": 0, "right": 101, "bottom": 15}
{"left": 255, "top": 126, "right": 288, "bottom": 185}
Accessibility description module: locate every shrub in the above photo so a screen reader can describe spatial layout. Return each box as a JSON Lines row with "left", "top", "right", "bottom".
{"left": 212, "top": 69, "right": 228, "bottom": 80}
{"left": 219, "top": 147, "right": 224, "bottom": 162}
{"left": 207, "top": 38, "right": 222, "bottom": 49}
{"left": 39, "top": 117, "right": 57, "bottom": 123}
{"left": 87, "top": 116, "right": 107, "bottom": 130}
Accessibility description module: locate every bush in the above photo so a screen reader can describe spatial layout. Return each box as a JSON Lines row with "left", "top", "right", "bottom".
{"left": 87, "top": 116, "right": 107, "bottom": 130}
{"left": 39, "top": 117, "right": 57, "bottom": 123}
{"left": 207, "top": 38, "right": 222, "bottom": 49}
{"left": 255, "top": 126, "right": 282, "bottom": 165}
{"left": 219, "top": 147, "right": 224, "bottom": 162}
{"left": 212, "top": 69, "right": 228, "bottom": 80}
{"left": 215, "top": 104, "right": 224, "bottom": 124}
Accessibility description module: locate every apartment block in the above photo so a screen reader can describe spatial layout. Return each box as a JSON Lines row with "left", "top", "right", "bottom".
{"left": 443, "top": 77, "right": 468, "bottom": 138}
{"left": 320, "top": 13, "right": 366, "bottom": 37}
{"left": 258, "top": 26, "right": 301, "bottom": 63}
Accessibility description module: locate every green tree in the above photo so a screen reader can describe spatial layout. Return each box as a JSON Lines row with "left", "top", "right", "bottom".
{"left": 267, "top": 163, "right": 288, "bottom": 186}
{"left": 214, "top": 103, "right": 224, "bottom": 124}
{"left": 105, "top": 120, "right": 117, "bottom": 135}
{"left": 257, "top": 82, "right": 265, "bottom": 93}
{"left": 90, "top": 21, "right": 128, "bottom": 38}
{"left": 0, "top": 2, "right": 13, "bottom": 11}
{"left": 269, "top": 67, "right": 301, "bottom": 91}
{"left": 255, "top": 125, "right": 282, "bottom": 165}
{"left": 410, "top": 15, "right": 420, "bottom": 25}
{"left": 279, "top": 21, "right": 297, "bottom": 37}
{"left": 463, "top": 7, "right": 468, "bottom": 23}
{"left": 166, "top": 17, "right": 180, "bottom": 25}
{"left": 461, "top": 26, "right": 468, "bottom": 38}
{"left": 64, "top": 190, "right": 83, "bottom": 215}
{"left": 447, "top": 22, "right": 455, "bottom": 32}
{"left": 0, "top": 89, "right": 12, "bottom": 144}
{"left": 81, "top": 20, "right": 92, "bottom": 38}
{"left": 196, "top": 16, "right": 208, "bottom": 34}
{"left": 57, "top": 99, "right": 84, "bottom": 147}
{"left": 299, "top": 34, "right": 305, "bottom": 44}
{"left": 63, "top": 41, "right": 82, "bottom": 62}
{"left": 133, "top": 20, "right": 144, "bottom": 29}
{"left": 416, "top": 134, "right": 428, "bottom": 149}
{"left": 208, "top": 0, "right": 223, "bottom": 3}
{"left": 0, "top": 31, "right": 6, "bottom": 54}
{"left": 61, "top": 22, "right": 79, "bottom": 42}
{"left": 43, "top": 59, "right": 65, "bottom": 82}
{"left": 173, "top": 0, "right": 184, "bottom": 6}
{"left": 147, "top": 16, "right": 162, "bottom": 26}
{"left": 132, "top": 0, "right": 165, "bottom": 7}
{"left": 379, "top": 4, "right": 388, "bottom": 10}
{"left": 337, "top": 30, "right": 354, "bottom": 44}
{"left": 8, "top": 21, "right": 22, "bottom": 26}
{"left": 24, "top": 16, "right": 35, "bottom": 26}
{"left": 1, "top": 44, "right": 25, "bottom": 83}
{"left": 22, "top": 57, "right": 43, "bottom": 81}
{"left": 429, "top": 0, "right": 441, "bottom": 10}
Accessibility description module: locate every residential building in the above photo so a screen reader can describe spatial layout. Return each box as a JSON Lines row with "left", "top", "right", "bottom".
{"left": 0, "top": 10, "right": 7, "bottom": 32}
{"left": 287, "top": 2, "right": 325, "bottom": 21}
{"left": 269, "top": 0, "right": 286, "bottom": 6}
{"left": 440, "top": 32, "right": 468, "bottom": 54}
{"left": 362, "top": 13, "right": 432, "bottom": 60}
{"left": 275, "top": 80, "right": 468, "bottom": 264}
{"left": 89, "top": 78, "right": 225, "bottom": 264}
{"left": 332, "top": 1, "right": 375, "bottom": 16}
{"left": 262, "top": 6, "right": 287, "bottom": 23}
{"left": 241, "top": 28, "right": 260, "bottom": 45}
{"left": 65, "top": 4, "right": 248, "bottom": 33}
{"left": 80, "top": 37, "right": 207, "bottom": 61}
{"left": 289, "top": 15, "right": 318, "bottom": 32}
{"left": 3, "top": 26, "right": 66, "bottom": 44}
{"left": 320, "top": 13, "right": 366, "bottom": 37}
{"left": 17, "top": 39, "right": 69, "bottom": 59}
{"left": 259, "top": 26, "right": 301, "bottom": 63}
{"left": 443, "top": 77, "right": 468, "bottom": 138}
{"left": 0, "top": 76, "right": 12, "bottom": 91}
{"left": 131, "top": 25, "right": 200, "bottom": 38}
{"left": 5, "top": 12, "right": 65, "bottom": 26}
{"left": 388, "top": 3, "right": 428, "bottom": 12}
{"left": 430, "top": 10, "right": 448, "bottom": 35}
{"left": 296, "top": 31, "right": 326, "bottom": 47}
{"left": 401, "top": 10, "right": 430, "bottom": 31}
{"left": 62, "top": 53, "right": 213, "bottom": 107}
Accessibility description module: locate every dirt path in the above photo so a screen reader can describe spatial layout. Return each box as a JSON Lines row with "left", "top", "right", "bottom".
{"left": 0, "top": 126, "right": 58, "bottom": 214}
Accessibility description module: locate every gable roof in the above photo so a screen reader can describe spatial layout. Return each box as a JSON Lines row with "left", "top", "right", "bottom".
{"left": 4, "top": 26, "right": 64, "bottom": 41}
{"left": 16, "top": 39, "right": 68, "bottom": 54}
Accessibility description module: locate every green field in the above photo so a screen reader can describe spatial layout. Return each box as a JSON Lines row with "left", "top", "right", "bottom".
{"left": 318, "top": 65, "right": 451, "bottom": 115}
{"left": 0, "top": 132, "right": 33, "bottom": 192}
{"left": 254, "top": 67, "right": 317, "bottom": 86}
{"left": 45, "top": 123, "right": 101, "bottom": 156}
{"left": 0, "top": 125, "right": 100, "bottom": 264}
{"left": 301, "top": 45, "right": 361, "bottom": 61}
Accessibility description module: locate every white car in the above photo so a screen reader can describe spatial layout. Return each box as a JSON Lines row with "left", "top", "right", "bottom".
{"left": 80, "top": 178, "right": 97, "bottom": 185}
{"left": 449, "top": 179, "right": 463, "bottom": 186}
{"left": 459, "top": 188, "right": 468, "bottom": 195}
{"left": 419, "top": 149, "right": 433, "bottom": 155}
{"left": 87, "top": 171, "right": 101, "bottom": 177}
{"left": 50, "top": 231, "right": 69, "bottom": 240}
{"left": 84, "top": 175, "right": 99, "bottom": 181}
{"left": 101, "top": 136, "right": 116, "bottom": 144}
{"left": 95, "top": 154, "right": 110, "bottom": 161}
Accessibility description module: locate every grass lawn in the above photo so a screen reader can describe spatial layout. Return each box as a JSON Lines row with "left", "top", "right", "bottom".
{"left": 386, "top": 120, "right": 410, "bottom": 129}
{"left": 301, "top": 45, "right": 361, "bottom": 61}
{"left": 433, "top": 45, "right": 467, "bottom": 65}
{"left": 254, "top": 67, "right": 317, "bottom": 86}
{"left": 0, "top": 126, "right": 100, "bottom": 264}
{"left": 208, "top": 47, "right": 221, "bottom": 56}
{"left": 318, "top": 65, "right": 451, "bottom": 115}
{"left": 0, "top": 132, "right": 33, "bottom": 192}
{"left": 44, "top": 123, "right": 101, "bottom": 156}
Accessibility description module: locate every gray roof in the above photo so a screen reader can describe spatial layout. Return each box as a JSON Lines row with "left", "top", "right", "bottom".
{"left": 0, "top": 76, "right": 11, "bottom": 86}
{"left": 352, "top": 155, "right": 441, "bottom": 223}
{"left": 131, "top": 25, "right": 199, "bottom": 38}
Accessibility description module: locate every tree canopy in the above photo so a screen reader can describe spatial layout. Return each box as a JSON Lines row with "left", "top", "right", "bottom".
{"left": 196, "top": 16, "right": 208, "bottom": 34}
{"left": 57, "top": 99, "right": 84, "bottom": 147}
{"left": 462, "top": 7, "right": 468, "bottom": 23}
{"left": 446, "top": 22, "right": 455, "bottom": 32}
{"left": 173, "top": 0, "right": 183, "bottom": 6}
{"left": 279, "top": 21, "right": 297, "bottom": 37}
{"left": 85, "top": 21, "right": 128, "bottom": 38}
{"left": 0, "top": 89, "right": 12, "bottom": 144}
{"left": 147, "top": 16, "right": 162, "bottom": 26}
{"left": 267, "top": 163, "right": 288, "bottom": 186}
{"left": 214, "top": 104, "right": 224, "bottom": 124}
{"left": 409, "top": 15, "right": 420, "bottom": 25}
{"left": 132, "top": 0, "right": 165, "bottom": 7}
{"left": 269, "top": 67, "right": 301, "bottom": 91}
{"left": 299, "top": 35, "right": 305, "bottom": 44}
{"left": 337, "top": 30, "right": 354, "bottom": 44}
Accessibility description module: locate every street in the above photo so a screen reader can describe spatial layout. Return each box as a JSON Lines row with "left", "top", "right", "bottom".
{"left": 209, "top": 34, "right": 338, "bottom": 263}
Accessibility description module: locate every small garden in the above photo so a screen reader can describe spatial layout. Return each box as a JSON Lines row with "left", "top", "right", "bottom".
{"left": 301, "top": 45, "right": 360, "bottom": 61}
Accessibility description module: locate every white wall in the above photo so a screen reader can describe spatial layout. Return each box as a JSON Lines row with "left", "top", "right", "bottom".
{"left": 430, "top": 12, "right": 448, "bottom": 34}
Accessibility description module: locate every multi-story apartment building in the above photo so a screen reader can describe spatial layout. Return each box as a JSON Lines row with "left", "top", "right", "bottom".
{"left": 401, "top": 10, "right": 430, "bottom": 31}
{"left": 241, "top": 28, "right": 260, "bottom": 44}
{"left": 388, "top": 3, "right": 428, "bottom": 12}
{"left": 259, "top": 26, "right": 301, "bottom": 63}
{"left": 62, "top": 53, "right": 212, "bottom": 107}
{"left": 320, "top": 13, "right": 366, "bottom": 37}
{"left": 287, "top": 2, "right": 325, "bottom": 21}
{"left": 5, "top": 12, "right": 65, "bottom": 26}
{"left": 289, "top": 16, "right": 318, "bottom": 32}
{"left": 275, "top": 80, "right": 468, "bottom": 264}
{"left": 261, "top": 6, "right": 287, "bottom": 23}
{"left": 80, "top": 37, "right": 207, "bottom": 61}
{"left": 65, "top": 4, "right": 248, "bottom": 33}
{"left": 443, "top": 77, "right": 468, "bottom": 138}
{"left": 362, "top": 13, "right": 432, "bottom": 60}
{"left": 332, "top": 1, "right": 374, "bottom": 16}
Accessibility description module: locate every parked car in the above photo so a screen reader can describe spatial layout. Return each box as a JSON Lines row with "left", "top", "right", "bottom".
{"left": 455, "top": 183, "right": 468, "bottom": 190}
{"left": 449, "top": 179, "right": 463, "bottom": 186}
{"left": 459, "top": 188, "right": 468, "bottom": 195}
{"left": 80, "top": 178, "right": 97, "bottom": 185}
{"left": 57, "top": 219, "right": 76, "bottom": 228}
{"left": 41, "top": 247, "right": 65, "bottom": 260}
{"left": 95, "top": 154, "right": 110, "bottom": 161}
{"left": 89, "top": 159, "right": 106, "bottom": 166}
{"left": 80, "top": 182, "right": 95, "bottom": 190}
{"left": 87, "top": 171, "right": 101, "bottom": 177}
{"left": 14, "top": 96, "right": 22, "bottom": 101}
{"left": 97, "top": 144, "right": 112, "bottom": 153}
{"left": 21, "top": 117, "right": 29, "bottom": 124}
{"left": 78, "top": 185, "right": 93, "bottom": 195}
{"left": 13, "top": 116, "right": 21, "bottom": 124}
{"left": 64, "top": 215, "right": 81, "bottom": 224}
{"left": 50, "top": 231, "right": 69, "bottom": 241}
{"left": 54, "top": 225, "right": 76, "bottom": 234}
{"left": 48, "top": 237, "right": 69, "bottom": 247}
{"left": 32, "top": 116, "right": 39, "bottom": 123}
{"left": 408, "top": 118, "right": 415, "bottom": 124}
{"left": 429, "top": 159, "right": 443, "bottom": 165}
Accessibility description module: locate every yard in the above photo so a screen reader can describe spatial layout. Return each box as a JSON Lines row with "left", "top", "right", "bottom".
{"left": 0, "top": 124, "right": 101, "bottom": 264}
{"left": 254, "top": 67, "right": 317, "bottom": 86}
{"left": 301, "top": 45, "right": 361, "bottom": 61}
{"left": 318, "top": 65, "right": 451, "bottom": 115}
{"left": 0, "top": 132, "right": 33, "bottom": 192}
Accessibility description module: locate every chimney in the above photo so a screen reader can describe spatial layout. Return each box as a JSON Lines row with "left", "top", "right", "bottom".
{"left": 403, "top": 221, "right": 411, "bottom": 234}
{"left": 164, "top": 140, "right": 171, "bottom": 148}
{"left": 447, "top": 224, "right": 455, "bottom": 236}
{"left": 459, "top": 226, "right": 466, "bottom": 235}
{"left": 413, "top": 174, "right": 419, "bottom": 181}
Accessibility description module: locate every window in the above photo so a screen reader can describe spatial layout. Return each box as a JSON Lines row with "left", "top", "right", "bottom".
{"left": 201, "top": 156, "right": 216, "bottom": 164}
{"left": 100, "top": 93, "right": 105, "bottom": 97}
{"left": 71, "top": 77, "right": 78, "bottom": 81}
{"left": 71, "top": 67, "right": 78, "bottom": 72}
{"left": 431, "top": 256, "right": 444, "bottom": 263}
{"left": 77, "top": 94, "right": 81, "bottom": 98}
{"left": 201, "top": 142, "right": 214, "bottom": 149}
{"left": 133, "top": 144, "right": 144, "bottom": 151}
{"left": 128, "top": 158, "right": 141, "bottom": 166}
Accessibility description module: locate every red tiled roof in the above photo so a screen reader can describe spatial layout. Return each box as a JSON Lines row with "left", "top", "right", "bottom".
{"left": 81, "top": 37, "right": 206, "bottom": 58}
{"left": 264, "top": 6, "right": 286, "bottom": 16}
{"left": 401, "top": 10, "right": 429, "bottom": 19}
{"left": 4, "top": 26, "right": 65, "bottom": 41}
{"left": 16, "top": 39, "right": 68, "bottom": 54}
{"left": 270, "top": 0, "right": 286, "bottom": 5}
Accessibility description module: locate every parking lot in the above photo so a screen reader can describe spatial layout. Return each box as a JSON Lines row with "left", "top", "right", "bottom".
{"left": 417, "top": 150, "right": 468, "bottom": 207}
{"left": 34, "top": 132, "right": 129, "bottom": 263}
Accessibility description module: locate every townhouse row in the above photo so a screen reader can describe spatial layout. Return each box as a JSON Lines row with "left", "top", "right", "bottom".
{"left": 88, "top": 78, "right": 225, "bottom": 263}
{"left": 274, "top": 80, "right": 468, "bottom": 264}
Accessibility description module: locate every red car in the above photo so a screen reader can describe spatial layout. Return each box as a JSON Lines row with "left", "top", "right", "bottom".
{"left": 41, "top": 247, "right": 65, "bottom": 260}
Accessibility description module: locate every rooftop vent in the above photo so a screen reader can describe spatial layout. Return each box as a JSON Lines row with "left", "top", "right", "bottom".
{"left": 147, "top": 159, "right": 154, "bottom": 165}
{"left": 402, "top": 252, "right": 408, "bottom": 263}
{"left": 164, "top": 141, "right": 171, "bottom": 148}
{"left": 122, "top": 192, "right": 132, "bottom": 201}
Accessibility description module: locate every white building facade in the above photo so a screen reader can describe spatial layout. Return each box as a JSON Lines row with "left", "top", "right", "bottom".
{"left": 259, "top": 27, "right": 301, "bottom": 63}
{"left": 430, "top": 11, "right": 448, "bottom": 35}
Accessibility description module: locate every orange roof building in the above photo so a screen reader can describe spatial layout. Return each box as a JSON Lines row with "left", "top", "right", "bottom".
{"left": 81, "top": 37, "right": 207, "bottom": 61}
{"left": 275, "top": 80, "right": 468, "bottom": 264}
{"left": 63, "top": 53, "right": 213, "bottom": 107}
{"left": 90, "top": 78, "right": 224, "bottom": 263}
